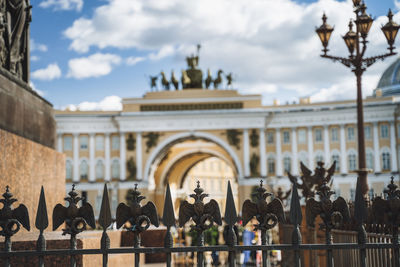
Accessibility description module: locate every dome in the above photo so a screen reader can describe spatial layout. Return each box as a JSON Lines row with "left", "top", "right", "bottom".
{"left": 374, "top": 57, "right": 400, "bottom": 97}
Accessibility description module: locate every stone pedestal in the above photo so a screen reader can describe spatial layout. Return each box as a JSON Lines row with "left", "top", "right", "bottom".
{"left": 0, "top": 128, "right": 65, "bottom": 233}
{"left": 0, "top": 70, "right": 56, "bottom": 148}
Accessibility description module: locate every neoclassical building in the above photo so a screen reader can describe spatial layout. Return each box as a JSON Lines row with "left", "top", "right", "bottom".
{"left": 55, "top": 61, "right": 400, "bottom": 218}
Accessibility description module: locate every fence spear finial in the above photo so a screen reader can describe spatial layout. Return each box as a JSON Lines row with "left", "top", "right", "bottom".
{"left": 163, "top": 183, "right": 175, "bottom": 228}
{"left": 224, "top": 181, "right": 238, "bottom": 227}
{"left": 99, "top": 183, "right": 112, "bottom": 230}
{"left": 35, "top": 186, "right": 48, "bottom": 231}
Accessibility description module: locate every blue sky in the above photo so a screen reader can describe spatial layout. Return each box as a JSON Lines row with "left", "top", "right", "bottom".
{"left": 29, "top": 0, "right": 399, "bottom": 110}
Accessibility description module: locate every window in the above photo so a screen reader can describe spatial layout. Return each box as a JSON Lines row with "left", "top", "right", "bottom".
{"left": 96, "top": 160, "right": 104, "bottom": 179}
{"left": 111, "top": 136, "right": 120, "bottom": 150}
{"left": 331, "top": 154, "right": 340, "bottom": 171}
{"left": 63, "top": 136, "right": 72, "bottom": 151}
{"left": 380, "top": 125, "right": 389, "bottom": 139}
{"left": 283, "top": 131, "right": 290, "bottom": 144}
{"left": 382, "top": 152, "right": 391, "bottom": 171}
{"left": 315, "top": 129, "right": 322, "bottom": 142}
{"left": 111, "top": 159, "right": 120, "bottom": 179}
{"left": 347, "top": 127, "right": 355, "bottom": 141}
{"left": 79, "top": 136, "right": 88, "bottom": 150}
{"left": 331, "top": 128, "right": 338, "bottom": 142}
{"left": 79, "top": 160, "right": 88, "bottom": 180}
{"left": 283, "top": 156, "right": 291, "bottom": 173}
{"left": 364, "top": 126, "right": 371, "bottom": 140}
{"left": 66, "top": 160, "right": 73, "bottom": 179}
{"left": 96, "top": 135, "right": 104, "bottom": 150}
{"left": 348, "top": 153, "right": 357, "bottom": 171}
{"left": 298, "top": 129, "right": 306, "bottom": 144}
{"left": 267, "top": 132, "right": 274, "bottom": 144}
{"left": 366, "top": 152, "right": 374, "bottom": 170}
{"left": 268, "top": 157, "right": 275, "bottom": 174}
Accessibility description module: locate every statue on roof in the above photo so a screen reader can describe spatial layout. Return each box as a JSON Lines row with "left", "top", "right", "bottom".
{"left": 226, "top": 72, "right": 234, "bottom": 88}
{"left": 171, "top": 70, "right": 179, "bottom": 90}
{"left": 160, "top": 71, "right": 170, "bottom": 90}
{"left": 213, "top": 70, "right": 223, "bottom": 89}
{"left": 149, "top": 75, "right": 158, "bottom": 91}
{"left": 205, "top": 69, "right": 212, "bottom": 89}
{"left": 184, "top": 44, "right": 203, "bottom": 89}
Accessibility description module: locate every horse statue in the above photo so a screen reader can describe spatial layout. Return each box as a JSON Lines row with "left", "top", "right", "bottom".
{"left": 160, "top": 71, "right": 170, "bottom": 90}
{"left": 171, "top": 71, "right": 179, "bottom": 90}
{"left": 205, "top": 69, "right": 212, "bottom": 89}
{"left": 213, "top": 70, "right": 223, "bottom": 89}
{"left": 181, "top": 70, "right": 191, "bottom": 89}
{"left": 226, "top": 72, "right": 234, "bottom": 88}
{"left": 149, "top": 76, "right": 158, "bottom": 91}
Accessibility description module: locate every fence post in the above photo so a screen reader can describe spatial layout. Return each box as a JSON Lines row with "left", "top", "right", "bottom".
{"left": 52, "top": 185, "right": 96, "bottom": 267}
{"left": 0, "top": 186, "right": 30, "bottom": 267}
{"left": 354, "top": 180, "right": 368, "bottom": 267}
{"left": 99, "top": 184, "right": 112, "bottom": 267}
{"left": 242, "top": 180, "right": 285, "bottom": 267}
{"left": 163, "top": 184, "right": 175, "bottom": 267}
{"left": 178, "top": 181, "right": 222, "bottom": 267}
{"left": 35, "top": 186, "right": 48, "bottom": 267}
{"left": 116, "top": 184, "right": 160, "bottom": 267}
{"left": 224, "top": 181, "right": 238, "bottom": 267}
{"left": 290, "top": 183, "right": 302, "bottom": 267}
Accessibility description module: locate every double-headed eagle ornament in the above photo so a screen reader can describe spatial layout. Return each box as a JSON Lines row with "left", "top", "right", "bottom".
{"left": 289, "top": 161, "right": 336, "bottom": 199}
{"left": 179, "top": 181, "right": 222, "bottom": 231}
{"left": 116, "top": 184, "right": 159, "bottom": 232}
{"left": 0, "top": 186, "right": 30, "bottom": 237}
{"left": 372, "top": 177, "right": 400, "bottom": 228}
{"left": 306, "top": 173, "right": 350, "bottom": 229}
{"left": 53, "top": 185, "right": 96, "bottom": 235}
{"left": 242, "top": 180, "right": 285, "bottom": 230}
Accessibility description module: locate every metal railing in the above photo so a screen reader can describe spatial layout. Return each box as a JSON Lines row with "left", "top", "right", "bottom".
{"left": 0, "top": 177, "right": 399, "bottom": 267}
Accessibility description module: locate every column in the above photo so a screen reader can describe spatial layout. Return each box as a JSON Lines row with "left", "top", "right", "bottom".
{"left": 373, "top": 123, "right": 381, "bottom": 173}
{"left": 89, "top": 133, "right": 95, "bottom": 182}
{"left": 120, "top": 132, "right": 126, "bottom": 180}
{"left": 324, "top": 125, "right": 330, "bottom": 165}
{"left": 340, "top": 125, "right": 348, "bottom": 174}
{"left": 105, "top": 133, "right": 111, "bottom": 181}
{"left": 390, "top": 122, "right": 398, "bottom": 172}
{"left": 57, "top": 134, "right": 62, "bottom": 153}
{"left": 259, "top": 128, "right": 267, "bottom": 177}
{"left": 276, "top": 128, "right": 283, "bottom": 177}
{"left": 291, "top": 127, "right": 299, "bottom": 175}
{"left": 307, "top": 126, "right": 314, "bottom": 170}
{"left": 243, "top": 129, "right": 250, "bottom": 177}
{"left": 73, "top": 133, "right": 79, "bottom": 182}
{"left": 136, "top": 132, "right": 143, "bottom": 180}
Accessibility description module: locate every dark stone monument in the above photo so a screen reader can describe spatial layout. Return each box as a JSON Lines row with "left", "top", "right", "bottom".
{"left": 0, "top": 0, "right": 56, "bottom": 148}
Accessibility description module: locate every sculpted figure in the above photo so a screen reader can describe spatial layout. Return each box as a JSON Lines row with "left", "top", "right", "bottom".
{"left": 7, "top": 0, "right": 31, "bottom": 78}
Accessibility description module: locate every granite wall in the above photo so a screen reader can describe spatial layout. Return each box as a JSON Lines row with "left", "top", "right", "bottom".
{"left": 0, "top": 128, "right": 65, "bottom": 233}
{"left": 0, "top": 70, "right": 56, "bottom": 148}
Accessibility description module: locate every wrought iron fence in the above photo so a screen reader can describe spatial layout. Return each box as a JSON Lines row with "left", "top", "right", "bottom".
{"left": 0, "top": 175, "right": 399, "bottom": 267}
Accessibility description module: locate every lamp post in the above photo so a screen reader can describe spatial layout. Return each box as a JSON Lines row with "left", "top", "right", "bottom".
{"left": 316, "top": 1, "right": 400, "bottom": 196}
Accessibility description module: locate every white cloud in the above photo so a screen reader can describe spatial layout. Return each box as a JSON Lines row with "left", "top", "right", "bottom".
{"left": 30, "top": 39, "right": 48, "bottom": 52}
{"left": 31, "top": 55, "right": 40, "bottom": 62}
{"left": 64, "top": 96, "right": 122, "bottom": 111}
{"left": 39, "top": 0, "right": 83, "bottom": 12}
{"left": 67, "top": 53, "right": 121, "bottom": 79}
{"left": 63, "top": 0, "right": 397, "bottom": 102}
{"left": 29, "top": 81, "right": 45, "bottom": 97}
{"left": 31, "top": 63, "right": 62, "bottom": 81}
{"left": 126, "top": 56, "right": 145, "bottom": 65}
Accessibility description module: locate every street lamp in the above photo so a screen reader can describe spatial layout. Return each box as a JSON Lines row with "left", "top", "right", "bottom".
{"left": 316, "top": 2, "right": 400, "bottom": 197}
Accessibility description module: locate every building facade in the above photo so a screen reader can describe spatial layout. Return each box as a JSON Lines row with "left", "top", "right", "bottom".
{"left": 55, "top": 86, "right": 399, "bottom": 217}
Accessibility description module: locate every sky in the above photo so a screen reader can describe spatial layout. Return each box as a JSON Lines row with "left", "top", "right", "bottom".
{"left": 28, "top": 0, "right": 400, "bottom": 110}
